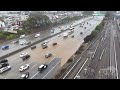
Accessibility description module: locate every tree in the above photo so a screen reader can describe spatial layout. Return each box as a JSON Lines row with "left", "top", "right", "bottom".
{"left": 22, "top": 13, "right": 52, "bottom": 30}
{"left": 84, "top": 35, "right": 93, "bottom": 43}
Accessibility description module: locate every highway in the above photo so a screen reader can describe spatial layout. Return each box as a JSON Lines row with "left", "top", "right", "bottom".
{"left": 0, "top": 16, "right": 104, "bottom": 79}
{"left": 0, "top": 16, "right": 93, "bottom": 58}
{"left": 61, "top": 16, "right": 120, "bottom": 79}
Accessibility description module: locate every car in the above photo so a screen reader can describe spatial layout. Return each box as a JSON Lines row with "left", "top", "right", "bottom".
{"left": 22, "top": 55, "right": 30, "bottom": 60}
{"left": 69, "top": 27, "right": 74, "bottom": 30}
{"left": 63, "top": 32, "right": 68, "bottom": 37}
{"left": 38, "top": 64, "right": 48, "bottom": 72}
{"left": 26, "top": 41, "right": 31, "bottom": 45}
{"left": 35, "top": 33, "right": 40, "bottom": 38}
{"left": 20, "top": 72, "right": 29, "bottom": 79}
{"left": 41, "top": 43, "right": 48, "bottom": 49}
{"left": 69, "top": 30, "right": 74, "bottom": 35}
{"left": 19, "top": 64, "right": 29, "bottom": 72}
{"left": 41, "top": 42, "right": 47, "bottom": 46}
{"left": 12, "top": 40, "right": 19, "bottom": 44}
{"left": 20, "top": 34, "right": 25, "bottom": 39}
{"left": 71, "top": 35, "right": 74, "bottom": 38}
{"left": 80, "top": 32, "right": 83, "bottom": 34}
{"left": 2, "top": 46, "right": 9, "bottom": 50}
{"left": 84, "top": 27, "right": 86, "bottom": 29}
{"left": 0, "top": 59, "right": 8, "bottom": 64}
{"left": 51, "top": 29, "right": 54, "bottom": 33}
{"left": 31, "top": 46, "right": 36, "bottom": 49}
{"left": 45, "top": 52, "right": 52, "bottom": 58}
{"left": 57, "top": 35, "right": 60, "bottom": 37}
{"left": 52, "top": 43, "right": 57, "bottom": 46}
{"left": 20, "top": 53, "right": 28, "bottom": 58}
{"left": 0, "top": 63, "right": 9, "bottom": 68}
{"left": 42, "top": 45, "right": 48, "bottom": 49}
{"left": 19, "top": 41, "right": 26, "bottom": 45}
{"left": 44, "top": 40, "right": 49, "bottom": 43}
{"left": 0, "top": 66, "right": 11, "bottom": 74}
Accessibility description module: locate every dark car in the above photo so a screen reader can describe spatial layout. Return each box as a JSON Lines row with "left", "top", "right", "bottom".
{"left": 22, "top": 55, "right": 30, "bottom": 60}
{"left": 2, "top": 46, "right": 9, "bottom": 50}
{"left": 84, "top": 27, "right": 86, "bottom": 29}
{"left": 20, "top": 72, "right": 29, "bottom": 79}
{"left": 71, "top": 35, "right": 74, "bottom": 38}
{"left": 13, "top": 40, "right": 19, "bottom": 44}
{"left": 26, "top": 42, "right": 31, "bottom": 45}
{"left": 0, "top": 59, "right": 8, "bottom": 64}
{"left": 52, "top": 43, "right": 57, "bottom": 46}
{"left": 31, "top": 46, "right": 36, "bottom": 49}
{"left": 38, "top": 64, "right": 48, "bottom": 72}
{"left": 80, "top": 32, "right": 83, "bottom": 34}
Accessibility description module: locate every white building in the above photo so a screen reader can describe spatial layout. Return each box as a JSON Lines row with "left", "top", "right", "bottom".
{"left": 0, "top": 20, "right": 5, "bottom": 28}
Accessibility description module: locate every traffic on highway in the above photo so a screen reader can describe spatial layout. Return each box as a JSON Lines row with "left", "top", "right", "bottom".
{"left": 0, "top": 12, "right": 104, "bottom": 79}
{"left": 3, "top": 11, "right": 120, "bottom": 79}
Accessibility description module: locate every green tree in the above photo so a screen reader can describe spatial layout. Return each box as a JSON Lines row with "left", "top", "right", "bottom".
{"left": 22, "top": 13, "right": 52, "bottom": 30}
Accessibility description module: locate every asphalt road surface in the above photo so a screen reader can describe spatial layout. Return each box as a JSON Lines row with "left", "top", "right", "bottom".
{"left": 0, "top": 17, "right": 93, "bottom": 58}
{"left": 0, "top": 16, "right": 104, "bottom": 79}
{"left": 62, "top": 16, "right": 120, "bottom": 79}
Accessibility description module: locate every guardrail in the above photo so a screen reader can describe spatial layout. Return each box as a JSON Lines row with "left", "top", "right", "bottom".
{"left": 0, "top": 17, "right": 92, "bottom": 60}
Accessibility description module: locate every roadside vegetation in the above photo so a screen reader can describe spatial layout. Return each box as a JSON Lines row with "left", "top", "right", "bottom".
{"left": 84, "top": 18, "right": 105, "bottom": 43}
{"left": 0, "top": 13, "right": 83, "bottom": 43}
{"left": 0, "top": 31, "right": 18, "bottom": 43}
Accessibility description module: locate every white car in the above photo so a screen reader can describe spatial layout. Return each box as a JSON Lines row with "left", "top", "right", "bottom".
{"left": 20, "top": 41, "right": 26, "bottom": 45}
{"left": 63, "top": 32, "right": 68, "bottom": 37}
{"left": 0, "top": 66, "right": 11, "bottom": 74}
{"left": 44, "top": 40, "right": 49, "bottom": 43}
{"left": 20, "top": 53, "right": 28, "bottom": 58}
{"left": 51, "top": 29, "right": 54, "bottom": 33}
{"left": 20, "top": 34, "right": 25, "bottom": 39}
{"left": 19, "top": 64, "right": 29, "bottom": 72}
{"left": 35, "top": 33, "right": 40, "bottom": 38}
{"left": 57, "top": 35, "right": 60, "bottom": 37}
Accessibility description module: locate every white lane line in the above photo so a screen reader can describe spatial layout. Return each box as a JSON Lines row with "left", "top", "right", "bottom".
{"left": 113, "top": 37, "right": 119, "bottom": 79}
{"left": 99, "top": 49, "right": 105, "bottom": 60}
{"left": 62, "top": 57, "right": 82, "bottom": 79}
{"left": 74, "top": 58, "right": 89, "bottom": 79}
{"left": 42, "top": 60, "right": 61, "bottom": 79}
{"left": 30, "top": 57, "right": 55, "bottom": 79}
{"left": 91, "top": 42, "right": 99, "bottom": 59}
{"left": 30, "top": 72, "right": 39, "bottom": 79}
{"left": 110, "top": 31, "right": 112, "bottom": 72}
{"left": 31, "top": 64, "right": 37, "bottom": 69}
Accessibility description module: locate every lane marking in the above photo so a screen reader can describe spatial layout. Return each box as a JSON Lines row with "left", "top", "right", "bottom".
{"left": 99, "top": 49, "right": 105, "bottom": 60}
{"left": 113, "top": 37, "right": 119, "bottom": 79}
{"left": 30, "top": 57, "right": 55, "bottom": 79}
{"left": 74, "top": 58, "right": 89, "bottom": 79}
{"left": 31, "top": 64, "right": 37, "bottom": 69}
{"left": 62, "top": 57, "right": 82, "bottom": 79}
{"left": 91, "top": 42, "right": 99, "bottom": 59}
{"left": 42, "top": 60, "right": 61, "bottom": 79}
{"left": 30, "top": 72, "right": 39, "bottom": 79}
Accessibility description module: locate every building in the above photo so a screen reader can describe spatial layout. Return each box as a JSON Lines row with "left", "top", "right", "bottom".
{"left": 0, "top": 20, "right": 5, "bottom": 28}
